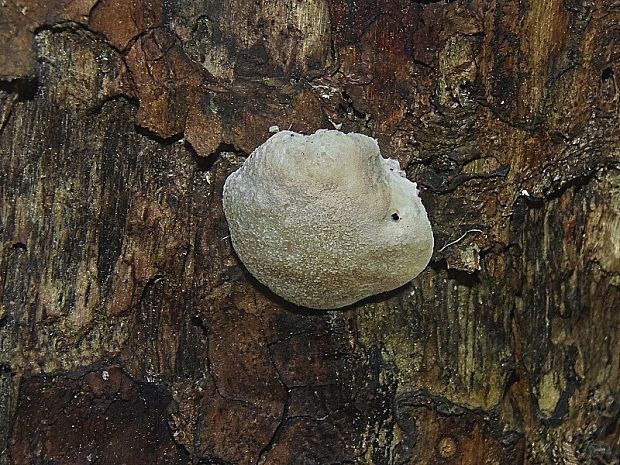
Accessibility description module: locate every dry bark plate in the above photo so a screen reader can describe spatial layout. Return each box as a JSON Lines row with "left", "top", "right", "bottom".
{"left": 0, "top": 0, "right": 618, "bottom": 464}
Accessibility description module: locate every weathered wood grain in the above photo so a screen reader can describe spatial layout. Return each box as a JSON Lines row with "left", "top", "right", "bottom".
{"left": 0, "top": 0, "right": 618, "bottom": 464}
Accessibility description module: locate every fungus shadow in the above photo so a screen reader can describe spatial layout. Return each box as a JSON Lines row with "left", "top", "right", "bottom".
{"left": 241, "top": 262, "right": 415, "bottom": 316}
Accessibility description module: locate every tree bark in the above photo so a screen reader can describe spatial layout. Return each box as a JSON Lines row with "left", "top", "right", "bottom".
{"left": 0, "top": 0, "right": 618, "bottom": 464}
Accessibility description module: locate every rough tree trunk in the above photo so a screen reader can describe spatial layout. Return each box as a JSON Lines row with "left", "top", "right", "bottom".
{"left": 0, "top": 0, "right": 618, "bottom": 464}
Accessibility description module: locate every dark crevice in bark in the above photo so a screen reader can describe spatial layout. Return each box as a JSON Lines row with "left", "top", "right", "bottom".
{"left": 337, "top": 90, "right": 372, "bottom": 126}
{"left": 11, "top": 243, "right": 27, "bottom": 252}
{"left": 519, "top": 164, "right": 608, "bottom": 208}
{"left": 426, "top": 163, "right": 511, "bottom": 194}
{"left": 254, "top": 403, "right": 289, "bottom": 465}
{"left": 139, "top": 275, "right": 165, "bottom": 309}
{"left": 188, "top": 141, "right": 246, "bottom": 172}
{"left": 0, "top": 363, "right": 13, "bottom": 375}
{"left": 410, "top": 0, "right": 458, "bottom": 4}
{"left": 190, "top": 315, "right": 209, "bottom": 338}
{"left": 427, "top": 260, "right": 482, "bottom": 287}
{"left": 135, "top": 125, "right": 184, "bottom": 145}
{"left": 0, "top": 79, "right": 38, "bottom": 101}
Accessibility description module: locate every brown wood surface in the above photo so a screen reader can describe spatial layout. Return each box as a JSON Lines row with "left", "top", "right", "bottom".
{"left": 0, "top": 0, "right": 619, "bottom": 464}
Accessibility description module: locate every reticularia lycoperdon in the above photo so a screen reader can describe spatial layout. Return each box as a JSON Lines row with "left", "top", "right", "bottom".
{"left": 222, "top": 129, "right": 434, "bottom": 309}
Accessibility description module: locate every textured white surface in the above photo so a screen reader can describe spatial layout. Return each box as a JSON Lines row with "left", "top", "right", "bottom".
{"left": 222, "top": 130, "right": 434, "bottom": 309}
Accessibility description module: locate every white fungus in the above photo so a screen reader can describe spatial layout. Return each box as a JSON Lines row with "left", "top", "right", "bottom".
{"left": 222, "top": 129, "right": 434, "bottom": 309}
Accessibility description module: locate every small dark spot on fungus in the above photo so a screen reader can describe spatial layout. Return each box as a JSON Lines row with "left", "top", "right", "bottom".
{"left": 392, "top": 213, "right": 400, "bottom": 221}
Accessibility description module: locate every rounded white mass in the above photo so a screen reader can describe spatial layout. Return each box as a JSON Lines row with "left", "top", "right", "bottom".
{"left": 222, "top": 129, "right": 434, "bottom": 309}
